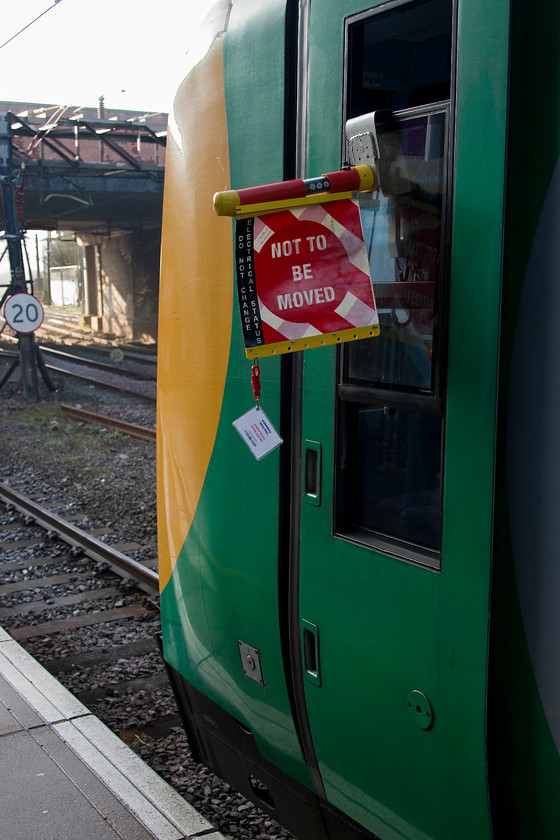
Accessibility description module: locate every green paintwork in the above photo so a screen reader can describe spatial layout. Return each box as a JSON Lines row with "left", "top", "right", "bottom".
{"left": 160, "top": 0, "right": 312, "bottom": 789}
{"left": 159, "top": 0, "right": 560, "bottom": 837}
{"left": 296, "top": 1, "right": 509, "bottom": 837}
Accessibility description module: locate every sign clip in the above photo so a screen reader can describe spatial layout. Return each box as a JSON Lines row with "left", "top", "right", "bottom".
{"left": 251, "top": 361, "right": 261, "bottom": 410}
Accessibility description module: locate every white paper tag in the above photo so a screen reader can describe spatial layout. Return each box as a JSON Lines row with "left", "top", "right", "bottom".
{"left": 233, "top": 406, "right": 283, "bottom": 460}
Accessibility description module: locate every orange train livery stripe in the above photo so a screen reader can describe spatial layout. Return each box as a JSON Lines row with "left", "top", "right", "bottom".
{"left": 156, "top": 37, "right": 232, "bottom": 592}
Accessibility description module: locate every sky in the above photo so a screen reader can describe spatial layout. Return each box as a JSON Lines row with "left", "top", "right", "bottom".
{"left": 1, "top": 0, "right": 209, "bottom": 115}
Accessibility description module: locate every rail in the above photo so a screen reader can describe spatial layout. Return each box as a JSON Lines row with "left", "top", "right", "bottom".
{"left": 1, "top": 337, "right": 156, "bottom": 399}
{"left": 39, "top": 345, "right": 157, "bottom": 381}
{"left": 60, "top": 403, "right": 156, "bottom": 441}
{"left": 0, "top": 483, "right": 159, "bottom": 594}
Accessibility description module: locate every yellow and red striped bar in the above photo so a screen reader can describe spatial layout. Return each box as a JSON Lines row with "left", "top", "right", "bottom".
{"left": 213, "top": 164, "right": 377, "bottom": 218}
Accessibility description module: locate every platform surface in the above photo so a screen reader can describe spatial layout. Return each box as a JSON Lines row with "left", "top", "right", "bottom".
{"left": 0, "top": 626, "right": 225, "bottom": 840}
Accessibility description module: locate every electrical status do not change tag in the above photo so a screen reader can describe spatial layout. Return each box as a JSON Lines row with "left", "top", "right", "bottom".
{"left": 233, "top": 406, "right": 283, "bottom": 460}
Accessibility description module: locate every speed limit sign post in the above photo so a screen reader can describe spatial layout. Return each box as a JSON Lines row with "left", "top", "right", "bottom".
{"left": 0, "top": 170, "right": 42, "bottom": 403}
{"left": 1, "top": 292, "right": 44, "bottom": 403}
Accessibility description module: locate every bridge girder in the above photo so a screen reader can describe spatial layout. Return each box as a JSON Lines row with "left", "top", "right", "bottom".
{"left": 1, "top": 104, "right": 166, "bottom": 234}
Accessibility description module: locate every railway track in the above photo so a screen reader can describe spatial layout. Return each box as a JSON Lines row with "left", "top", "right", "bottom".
{"left": 36, "top": 313, "right": 158, "bottom": 362}
{"left": 60, "top": 403, "right": 156, "bottom": 441}
{"left": 39, "top": 348, "right": 157, "bottom": 400}
{"left": 0, "top": 335, "right": 157, "bottom": 401}
{"left": 36, "top": 313, "right": 120, "bottom": 345}
{"left": 38, "top": 344, "right": 157, "bottom": 381}
{"left": 0, "top": 488, "right": 170, "bottom": 739}
{"left": 0, "top": 357, "right": 293, "bottom": 840}
{"left": 0, "top": 483, "right": 158, "bottom": 592}
{"left": 0, "top": 488, "right": 293, "bottom": 840}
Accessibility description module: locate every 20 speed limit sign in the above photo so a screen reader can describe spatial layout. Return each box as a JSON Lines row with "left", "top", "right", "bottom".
{"left": 3, "top": 293, "right": 44, "bottom": 334}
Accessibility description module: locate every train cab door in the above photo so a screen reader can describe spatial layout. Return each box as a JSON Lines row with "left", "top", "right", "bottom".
{"left": 290, "top": 1, "right": 510, "bottom": 838}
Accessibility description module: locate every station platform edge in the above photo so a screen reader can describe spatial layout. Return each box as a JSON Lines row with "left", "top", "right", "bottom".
{"left": 0, "top": 625, "right": 225, "bottom": 840}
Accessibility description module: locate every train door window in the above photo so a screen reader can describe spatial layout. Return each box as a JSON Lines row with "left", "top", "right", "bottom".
{"left": 346, "top": 0, "right": 452, "bottom": 118}
{"left": 335, "top": 0, "right": 453, "bottom": 569}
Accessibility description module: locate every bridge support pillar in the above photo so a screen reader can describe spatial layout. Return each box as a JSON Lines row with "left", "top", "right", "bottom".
{"left": 83, "top": 244, "right": 102, "bottom": 327}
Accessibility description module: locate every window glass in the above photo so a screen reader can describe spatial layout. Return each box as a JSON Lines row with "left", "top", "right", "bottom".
{"left": 346, "top": 0, "right": 452, "bottom": 117}
{"left": 341, "top": 405, "right": 443, "bottom": 553}
{"left": 344, "top": 110, "right": 445, "bottom": 394}
{"left": 336, "top": 0, "right": 452, "bottom": 564}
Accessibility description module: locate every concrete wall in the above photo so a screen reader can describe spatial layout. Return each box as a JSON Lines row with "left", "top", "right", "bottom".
{"left": 80, "top": 227, "right": 161, "bottom": 341}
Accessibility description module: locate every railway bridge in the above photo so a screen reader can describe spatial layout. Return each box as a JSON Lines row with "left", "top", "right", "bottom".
{"left": 0, "top": 101, "right": 166, "bottom": 342}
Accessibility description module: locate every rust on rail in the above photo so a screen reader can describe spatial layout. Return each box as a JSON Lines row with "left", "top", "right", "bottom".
{"left": 60, "top": 403, "right": 156, "bottom": 441}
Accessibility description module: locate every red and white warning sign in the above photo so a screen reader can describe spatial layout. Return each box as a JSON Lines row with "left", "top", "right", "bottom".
{"left": 235, "top": 198, "right": 379, "bottom": 358}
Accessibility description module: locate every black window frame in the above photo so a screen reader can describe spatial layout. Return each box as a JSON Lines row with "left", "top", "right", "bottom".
{"left": 333, "top": 0, "right": 456, "bottom": 571}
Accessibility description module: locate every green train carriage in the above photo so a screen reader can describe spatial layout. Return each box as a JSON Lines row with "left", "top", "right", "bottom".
{"left": 157, "top": 0, "right": 560, "bottom": 837}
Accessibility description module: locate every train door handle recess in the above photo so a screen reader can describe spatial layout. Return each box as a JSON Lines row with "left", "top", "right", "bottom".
{"left": 303, "top": 440, "right": 322, "bottom": 506}
{"left": 301, "top": 619, "right": 321, "bottom": 686}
